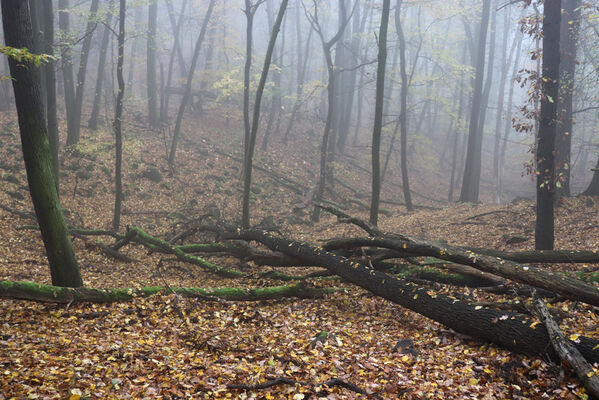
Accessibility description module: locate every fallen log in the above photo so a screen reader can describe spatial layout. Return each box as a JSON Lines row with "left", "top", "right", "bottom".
{"left": 0, "top": 280, "right": 333, "bottom": 303}
{"left": 128, "top": 226, "right": 245, "bottom": 278}
{"left": 235, "top": 230, "right": 599, "bottom": 363}
{"left": 533, "top": 296, "right": 599, "bottom": 399}
{"left": 466, "top": 248, "right": 599, "bottom": 264}
{"left": 323, "top": 237, "right": 599, "bottom": 307}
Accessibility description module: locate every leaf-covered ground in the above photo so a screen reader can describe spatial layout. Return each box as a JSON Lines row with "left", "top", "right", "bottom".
{"left": 1, "top": 110, "right": 598, "bottom": 399}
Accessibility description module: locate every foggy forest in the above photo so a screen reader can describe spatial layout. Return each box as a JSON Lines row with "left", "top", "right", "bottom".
{"left": 1, "top": 0, "right": 599, "bottom": 398}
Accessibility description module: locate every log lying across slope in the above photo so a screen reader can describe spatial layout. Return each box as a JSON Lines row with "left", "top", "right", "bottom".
{"left": 0, "top": 280, "right": 334, "bottom": 303}
{"left": 235, "top": 229, "right": 599, "bottom": 363}
{"left": 324, "top": 237, "right": 599, "bottom": 307}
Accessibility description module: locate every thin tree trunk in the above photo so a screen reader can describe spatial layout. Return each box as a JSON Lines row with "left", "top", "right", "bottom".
{"left": 555, "top": 0, "right": 581, "bottom": 198}
{"left": 112, "top": 0, "right": 126, "bottom": 231}
{"left": 126, "top": 6, "right": 143, "bottom": 97}
{"left": 165, "top": 0, "right": 188, "bottom": 78}
{"left": 58, "top": 0, "right": 76, "bottom": 146}
{"left": 2, "top": 0, "right": 82, "bottom": 287}
{"left": 535, "top": 0, "right": 561, "bottom": 250}
{"left": 459, "top": 0, "right": 491, "bottom": 203}
{"left": 448, "top": 43, "right": 468, "bottom": 203}
{"left": 242, "top": 0, "right": 289, "bottom": 228}
{"left": 395, "top": 0, "right": 412, "bottom": 211}
{"left": 168, "top": 0, "right": 216, "bottom": 169}
{"left": 67, "top": 0, "right": 100, "bottom": 146}
{"left": 42, "top": 0, "right": 59, "bottom": 192}
{"left": 499, "top": 37, "right": 523, "bottom": 201}
{"left": 147, "top": 0, "right": 158, "bottom": 128}
{"left": 493, "top": 13, "right": 518, "bottom": 204}
{"left": 89, "top": 4, "right": 114, "bottom": 131}
{"left": 242, "top": 0, "right": 256, "bottom": 163}
{"left": 163, "top": 0, "right": 188, "bottom": 125}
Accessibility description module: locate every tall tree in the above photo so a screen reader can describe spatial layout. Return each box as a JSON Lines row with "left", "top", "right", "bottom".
{"left": 304, "top": 0, "right": 353, "bottom": 222}
{"left": 67, "top": 0, "right": 100, "bottom": 146}
{"left": 112, "top": 0, "right": 126, "bottom": 230}
{"left": 58, "top": 0, "right": 76, "bottom": 145}
{"left": 369, "top": 0, "right": 391, "bottom": 226}
{"left": 535, "top": 0, "right": 561, "bottom": 250}
{"left": 168, "top": 0, "right": 216, "bottom": 169}
{"left": 459, "top": 0, "right": 491, "bottom": 203}
{"left": 147, "top": 0, "right": 159, "bottom": 128}
{"left": 89, "top": 2, "right": 114, "bottom": 131}
{"left": 41, "top": 0, "right": 59, "bottom": 191}
{"left": 162, "top": 0, "right": 188, "bottom": 124}
{"left": 242, "top": 0, "right": 289, "bottom": 228}
{"left": 555, "top": 0, "right": 581, "bottom": 197}
{"left": 1, "top": 0, "right": 82, "bottom": 287}
{"left": 242, "top": 0, "right": 262, "bottom": 164}
{"left": 395, "top": 0, "right": 413, "bottom": 211}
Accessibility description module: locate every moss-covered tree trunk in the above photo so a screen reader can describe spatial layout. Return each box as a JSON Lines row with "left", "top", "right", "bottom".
{"left": 0, "top": 280, "right": 333, "bottom": 303}
{"left": 1, "top": 0, "right": 82, "bottom": 288}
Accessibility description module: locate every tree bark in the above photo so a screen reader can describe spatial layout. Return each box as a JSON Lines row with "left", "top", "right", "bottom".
{"left": 535, "top": 0, "right": 561, "bottom": 250}
{"left": 459, "top": 0, "right": 491, "bottom": 203}
{"left": 369, "top": 0, "right": 390, "bottom": 226}
{"left": 242, "top": 0, "right": 289, "bottom": 228}
{"left": 112, "top": 0, "right": 126, "bottom": 231}
{"left": 58, "top": 0, "right": 76, "bottom": 146}
{"left": 146, "top": 0, "right": 158, "bottom": 128}
{"left": 89, "top": 2, "right": 114, "bottom": 131}
{"left": 41, "top": 0, "right": 59, "bottom": 192}
{"left": 0, "top": 280, "right": 332, "bottom": 303}
{"left": 236, "top": 229, "right": 599, "bottom": 363}
{"left": 1, "top": 0, "right": 82, "bottom": 288}
{"left": 555, "top": 0, "right": 581, "bottom": 198}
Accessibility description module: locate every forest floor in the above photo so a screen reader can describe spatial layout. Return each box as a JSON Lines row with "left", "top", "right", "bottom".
{"left": 0, "top": 109, "right": 598, "bottom": 399}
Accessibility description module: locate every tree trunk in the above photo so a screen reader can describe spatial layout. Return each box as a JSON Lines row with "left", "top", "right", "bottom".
{"left": 237, "top": 229, "right": 599, "bottom": 364}
{"left": 167, "top": 0, "right": 216, "bottom": 169}
{"left": 126, "top": 6, "right": 143, "bottom": 97}
{"left": 162, "top": 0, "right": 188, "bottom": 125}
{"left": 41, "top": 0, "right": 59, "bottom": 192}
{"left": 0, "top": 280, "right": 332, "bottom": 303}
{"left": 1, "top": 0, "right": 82, "bottom": 288}
{"left": 459, "top": 0, "right": 490, "bottom": 203}
{"left": 146, "top": 0, "right": 158, "bottom": 128}
{"left": 89, "top": 3, "right": 114, "bottom": 131}
{"left": 535, "top": 0, "right": 561, "bottom": 250}
{"left": 395, "top": 0, "right": 413, "bottom": 211}
{"left": 242, "top": 0, "right": 256, "bottom": 164}
{"left": 493, "top": 16, "right": 519, "bottom": 204}
{"left": 582, "top": 157, "right": 599, "bottom": 196}
{"left": 369, "top": 0, "right": 390, "bottom": 226}
{"left": 112, "top": 0, "right": 126, "bottom": 231}
{"left": 165, "top": 0, "right": 188, "bottom": 78}
{"left": 555, "top": 0, "right": 580, "bottom": 198}
{"left": 242, "top": 0, "right": 289, "bottom": 228}
{"left": 58, "top": 0, "right": 76, "bottom": 146}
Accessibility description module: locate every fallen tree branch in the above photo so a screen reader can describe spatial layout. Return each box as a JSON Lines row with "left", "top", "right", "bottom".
{"left": 323, "top": 237, "right": 599, "bottom": 307}
{"left": 0, "top": 280, "right": 334, "bottom": 303}
{"left": 234, "top": 229, "right": 599, "bottom": 363}
{"left": 532, "top": 296, "right": 599, "bottom": 399}
{"left": 127, "top": 226, "right": 245, "bottom": 278}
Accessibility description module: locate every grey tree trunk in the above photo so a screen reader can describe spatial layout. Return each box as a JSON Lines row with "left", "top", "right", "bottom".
{"left": 242, "top": 0, "right": 289, "bottom": 228}
{"left": 369, "top": 0, "right": 391, "bottom": 225}
{"left": 146, "top": 0, "right": 159, "bottom": 128}
{"left": 459, "top": 0, "right": 491, "bottom": 203}
{"left": 89, "top": 2, "right": 114, "bottom": 131}
{"left": 58, "top": 0, "right": 76, "bottom": 146}
{"left": 555, "top": 0, "right": 581, "bottom": 198}
{"left": 167, "top": 0, "right": 216, "bottom": 169}
{"left": 1, "top": 0, "right": 82, "bottom": 287}
{"left": 112, "top": 0, "right": 126, "bottom": 230}
{"left": 41, "top": 0, "right": 59, "bottom": 192}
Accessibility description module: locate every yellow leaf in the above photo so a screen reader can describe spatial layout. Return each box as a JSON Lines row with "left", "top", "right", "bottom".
{"left": 587, "top": 371, "right": 595, "bottom": 378}
{"left": 484, "top": 368, "right": 493, "bottom": 374}
{"left": 469, "top": 378, "right": 479, "bottom": 385}
{"left": 530, "top": 321, "right": 540, "bottom": 329}
{"left": 570, "top": 333, "right": 580, "bottom": 341}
